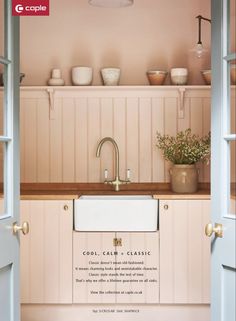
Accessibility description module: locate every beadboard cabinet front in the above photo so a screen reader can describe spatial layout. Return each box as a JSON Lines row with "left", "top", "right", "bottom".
{"left": 159, "top": 199, "right": 211, "bottom": 304}
{"left": 20, "top": 200, "right": 73, "bottom": 304}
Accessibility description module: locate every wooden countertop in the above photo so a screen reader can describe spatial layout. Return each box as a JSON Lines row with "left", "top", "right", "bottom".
{"left": 20, "top": 183, "right": 211, "bottom": 200}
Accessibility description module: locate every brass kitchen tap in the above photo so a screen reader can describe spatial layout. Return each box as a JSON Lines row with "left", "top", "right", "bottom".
{"left": 96, "top": 137, "right": 131, "bottom": 191}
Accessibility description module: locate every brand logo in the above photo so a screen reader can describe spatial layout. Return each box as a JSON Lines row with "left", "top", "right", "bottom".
{"left": 15, "top": 4, "right": 24, "bottom": 13}
{"left": 12, "top": 0, "right": 50, "bottom": 16}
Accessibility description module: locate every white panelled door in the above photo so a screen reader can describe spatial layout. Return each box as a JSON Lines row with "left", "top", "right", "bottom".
{"left": 0, "top": 1, "right": 23, "bottom": 321}
{"left": 210, "top": 0, "right": 236, "bottom": 320}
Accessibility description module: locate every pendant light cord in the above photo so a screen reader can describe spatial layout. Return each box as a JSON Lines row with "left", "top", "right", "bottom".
{"left": 196, "top": 15, "right": 211, "bottom": 45}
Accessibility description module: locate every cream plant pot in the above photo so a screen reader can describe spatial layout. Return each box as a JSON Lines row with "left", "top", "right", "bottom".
{"left": 169, "top": 164, "right": 199, "bottom": 193}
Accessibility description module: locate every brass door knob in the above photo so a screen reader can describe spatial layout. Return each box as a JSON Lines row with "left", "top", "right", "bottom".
{"left": 205, "top": 222, "right": 223, "bottom": 238}
{"left": 13, "top": 221, "right": 29, "bottom": 235}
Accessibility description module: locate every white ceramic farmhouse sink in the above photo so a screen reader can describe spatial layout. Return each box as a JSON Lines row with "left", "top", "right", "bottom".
{"left": 74, "top": 195, "right": 158, "bottom": 232}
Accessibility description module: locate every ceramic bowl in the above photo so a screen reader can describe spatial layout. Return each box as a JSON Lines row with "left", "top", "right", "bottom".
{"left": 146, "top": 70, "right": 168, "bottom": 85}
{"left": 201, "top": 66, "right": 235, "bottom": 85}
{"left": 0, "top": 72, "right": 25, "bottom": 86}
{"left": 101, "top": 68, "right": 120, "bottom": 86}
{"left": 72, "top": 66, "right": 93, "bottom": 86}
{"left": 201, "top": 70, "right": 211, "bottom": 85}
{"left": 231, "top": 64, "right": 236, "bottom": 85}
{"left": 170, "top": 68, "right": 188, "bottom": 85}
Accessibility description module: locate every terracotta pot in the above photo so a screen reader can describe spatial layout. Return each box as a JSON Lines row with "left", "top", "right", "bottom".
{"left": 201, "top": 70, "right": 211, "bottom": 85}
{"left": 146, "top": 70, "right": 168, "bottom": 85}
{"left": 169, "top": 164, "right": 199, "bottom": 193}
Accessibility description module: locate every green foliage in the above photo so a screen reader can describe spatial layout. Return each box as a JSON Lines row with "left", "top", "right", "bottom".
{"left": 156, "top": 129, "right": 211, "bottom": 164}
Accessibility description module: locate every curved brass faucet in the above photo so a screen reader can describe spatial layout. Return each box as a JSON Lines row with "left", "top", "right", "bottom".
{"left": 96, "top": 137, "right": 130, "bottom": 191}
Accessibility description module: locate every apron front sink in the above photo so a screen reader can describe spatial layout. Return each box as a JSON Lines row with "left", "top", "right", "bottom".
{"left": 74, "top": 195, "right": 158, "bottom": 232}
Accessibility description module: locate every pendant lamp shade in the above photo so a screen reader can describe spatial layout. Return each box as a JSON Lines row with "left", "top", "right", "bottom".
{"left": 89, "top": 0, "right": 133, "bottom": 7}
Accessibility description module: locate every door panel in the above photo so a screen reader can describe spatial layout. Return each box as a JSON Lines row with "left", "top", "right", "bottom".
{"left": 0, "top": 265, "right": 12, "bottom": 320}
{"left": 229, "top": 0, "right": 236, "bottom": 54}
{"left": 230, "top": 140, "right": 236, "bottom": 214}
{"left": 0, "top": 1, "right": 20, "bottom": 321}
{"left": 0, "top": 142, "right": 5, "bottom": 216}
{"left": 211, "top": 0, "right": 236, "bottom": 320}
{"left": 222, "top": 267, "right": 236, "bottom": 321}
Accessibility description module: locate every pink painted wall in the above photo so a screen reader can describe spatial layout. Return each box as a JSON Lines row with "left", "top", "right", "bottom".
{"left": 1, "top": 0, "right": 211, "bottom": 85}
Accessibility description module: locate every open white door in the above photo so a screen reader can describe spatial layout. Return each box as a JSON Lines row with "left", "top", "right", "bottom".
{"left": 0, "top": 1, "right": 25, "bottom": 321}
{"left": 210, "top": 0, "right": 236, "bottom": 320}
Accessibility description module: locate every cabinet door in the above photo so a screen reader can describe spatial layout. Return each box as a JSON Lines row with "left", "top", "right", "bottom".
{"left": 115, "top": 232, "right": 159, "bottom": 304}
{"left": 73, "top": 232, "right": 159, "bottom": 304}
{"left": 20, "top": 200, "right": 73, "bottom": 304}
{"left": 159, "top": 199, "right": 210, "bottom": 304}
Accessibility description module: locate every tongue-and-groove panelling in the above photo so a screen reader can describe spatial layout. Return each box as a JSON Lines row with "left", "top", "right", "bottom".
{"left": 1, "top": 87, "right": 212, "bottom": 183}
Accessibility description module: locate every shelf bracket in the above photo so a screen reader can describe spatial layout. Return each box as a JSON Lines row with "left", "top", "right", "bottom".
{"left": 47, "top": 88, "right": 55, "bottom": 120}
{"left": 178, "top": 87, "right": 186, "bottom": 119}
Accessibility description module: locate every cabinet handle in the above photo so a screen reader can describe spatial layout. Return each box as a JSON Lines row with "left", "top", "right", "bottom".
{"left": 163, "top": 204, "right": 169, "bottom": 210}
{"left": 63, "top": 205, "right": 69, "bottom": 211}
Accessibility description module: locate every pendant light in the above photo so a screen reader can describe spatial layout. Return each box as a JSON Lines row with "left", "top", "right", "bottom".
{"left": 192, "top": 15, "right": 211, "bottom": 58}
{"left": 88, "top": 0, "right": 133, "bottom": 8}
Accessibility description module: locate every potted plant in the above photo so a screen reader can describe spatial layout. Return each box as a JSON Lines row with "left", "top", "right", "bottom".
{"left": 156, "top": 128, "right": 210, "bottom": 193}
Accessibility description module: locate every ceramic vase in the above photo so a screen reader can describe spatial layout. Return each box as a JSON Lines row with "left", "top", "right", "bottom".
{"left": 169, "top": 164, "right": 199, "bottom": 193}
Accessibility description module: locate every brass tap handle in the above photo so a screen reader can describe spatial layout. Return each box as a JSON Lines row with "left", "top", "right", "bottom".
{"left": 13, "top": 221, "right": 29, "bottom": 235}
{"left": 104, "top": 169, "right": 108, "bottom": 182}
{"left": 126, "top": 169, "right": 131, "bottom": 181}
{"left": 205, "top": 222, "right": 223, "bottom": 238}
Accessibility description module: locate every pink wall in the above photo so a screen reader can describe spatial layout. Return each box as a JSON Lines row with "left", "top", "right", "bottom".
{"left": 0, "top": 0, "right": 211, "bottom": 86}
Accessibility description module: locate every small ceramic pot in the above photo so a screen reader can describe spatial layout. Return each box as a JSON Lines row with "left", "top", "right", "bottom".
{"left": 146, "top": 70, "right": 168, "bottom": 85}
{"left": 72, "top": 66, "right": 93, "bottom": 86}
{"left": 169, "top": 164, "right": 199, "bottom": 193}
{"left": 101, "top": 68, "right": 120, "bottom": 86}
{"left": 170, "top": 68, "right": 188, "bottom": 85}
{"left": 201, "top": 70, "right": 211, "bottom": 85}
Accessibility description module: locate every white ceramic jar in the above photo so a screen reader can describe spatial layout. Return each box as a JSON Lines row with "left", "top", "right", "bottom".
{"left": 51, "top": 69, "right": 62, "bottom": 79}
{"left": 101, "top": 68, "right": 120, "bottom": 86}
{"left": 170, "top": 68, "right": 188, "bottom": 85}
{"left": 72, "top": 66, "right": 93, "bottom": 86}
{"left": 48, "top": 68, "right": 65, "bottom": 86}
